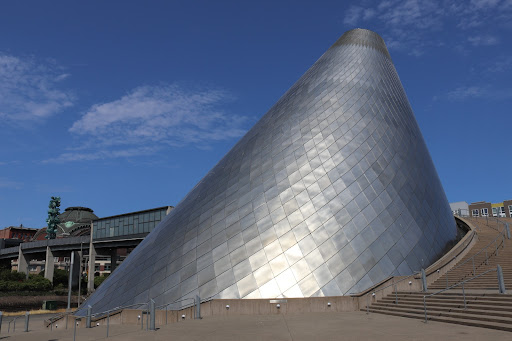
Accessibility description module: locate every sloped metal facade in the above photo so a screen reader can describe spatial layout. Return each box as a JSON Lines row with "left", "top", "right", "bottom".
{"left": 79, "top": 29, "right": 456, "bottom": 314}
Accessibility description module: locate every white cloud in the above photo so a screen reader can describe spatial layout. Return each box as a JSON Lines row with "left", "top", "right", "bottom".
{"left": 470, "top": 0, "right": 500, "bottom": 9}
{"left": 467, "top": 34, "right": 499, "bottom": 46}
{"left": 0, "top": 53, "right": 73, "bottom": 122}
{"left": 447, "top": 86, "right": 486, "bottom": 100}
{"left": 487, "top": 56, "right": 512, "bottom": 72}
{"left": 46, "top": 85, "right": 250, "bottom": 163}
{"left": 42, "top": 147, "right": 159, "bottom": 163}
{"left": 342, "top": 0, "right": 511, "bottom": 56}
{"left": 0, "top": 178, "right": 23, "bottom": 190}
{"left": 343, "top": 6, "right": 363, "bottom": 26}
{"left": 445, "top": 85, "right": 512, "bottom": 101}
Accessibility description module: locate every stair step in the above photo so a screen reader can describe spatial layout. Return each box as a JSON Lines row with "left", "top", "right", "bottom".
{"left": 364, "top": 308, "right": 512, "bottom": 332}
{"left": 372, "top": 302, "right": 512, "bottom": 316}
{"left": 368, "top": 305, "right": 512, "bottom": 324}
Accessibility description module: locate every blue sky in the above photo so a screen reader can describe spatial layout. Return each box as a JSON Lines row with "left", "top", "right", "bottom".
{"left": 1, "top": 0, "right": 511, "bottom": 228}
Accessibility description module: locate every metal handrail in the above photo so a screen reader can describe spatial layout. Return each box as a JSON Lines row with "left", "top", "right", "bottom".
{"left": 157, "top": 297, "right": 196, "bottom": 325}
{"left": 364, "top": 215, "right": 505, "bottom": 313}
{"left": 45, "top": 310, "right": 76, "bottom": 330}
{"left": 363, "top": 271, "right": 420, "bottom": 313}
{"left": 71, "top": 302, "right": 149, "bottom": 339}
{"left": 7, "top": 315, "right": 22, "bottom": 333}
{"left": 442, "top": 218, "right": 508, "bottom": 288}
{"left": 422, "top": 267, "right": 500, "bottom": 323}
{"left": 361, "top": 218, "right": 475, "bottom": 311}
{"left": 425, "top": 227, "right": 477, "bottom": 277}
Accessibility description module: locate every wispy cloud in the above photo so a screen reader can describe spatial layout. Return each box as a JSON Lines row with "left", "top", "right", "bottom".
{"left": 0, "top": 178, "right": 23, "bottom": 190}
{"left": 447, "top": 86, "right": 487, "bottom": 100}
{"left": 444, "top": 85, "right": 512, "bottom": 101}
{"left": 342, "top": 0, "right": 512, "bottom": 55}
{"left": 45, "top": 84, "right": 250, "bottom": 163}
{"left": 0, "top": 53, "right": 73, "bottom": 123}
{"left": 467, "top": 34, "right": 499, "bottom": 46}
{"left": 486, "top": 56, "right": 512, "bottom": 73}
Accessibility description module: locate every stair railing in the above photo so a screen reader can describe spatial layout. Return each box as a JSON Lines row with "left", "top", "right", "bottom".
{"left": 156, "top": 297, "right": 196, "bottom": 325}
{"left": 423, "top": 266, "right": 506, "bottom": 323}
{"left": 365, "top": 271, "right": 420, "bottom": 314}
{"left": 442, "top": 219, "right": 508, "bottom": 288}
{"left": 72, "top": 301, "right": 149, "bottom": 339}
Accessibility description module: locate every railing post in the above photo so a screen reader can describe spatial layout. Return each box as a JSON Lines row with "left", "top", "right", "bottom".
{"left": 394, "top": 284, "right": 398, "bottom": 304}
{"left": 421, "top": 268, "right": 427, "bottom": 292}
{"left": 0, "top": 311, "right": 3, "bottom": 334}
{"left": 423, "top": 296, "right": 428, "bottom": 323}
{"left": 24, "top": 312, "right": 29, "bottom": 332}
{"left": 506, "top": 223, "right": 511, "bottom": 239}
{"left": 146, "top": 308, "right": 149, "bottom": 331}
{"left": 472, "top": 258, "right": 475, "bottom": 276}
{"left": 195, "top": 295, "right": 201, "bottom": 319}
{"left": 106, "top": 310, "right": 110, "bottom": 337}
{"left": 149, "top": 299, "right": 155, "bottom": 331}
{"left": 486, "top": 250, "right": 489, "bottom": 265}
{"left": 496, "top": 240, "right": 499, "bottom": 256}
{"left": 462, "top": 282, "right": 467, "bottom": 310}
{"left": 366, "top": 294, "right": 369, "bottom": 314}
{"left": 446, "top": 272, "right": 449, "bottom": 289}
{"left": 165, "top": 306, "right": 168, "bottom": 325}
{"left": 498, "top": 265, "right": 506, "bottom": 294}
{"left": 73, "top": 318, "right": 77, "bottom": 341}
{"left": 86, "top": 305, "right": 92, "bottom": 328}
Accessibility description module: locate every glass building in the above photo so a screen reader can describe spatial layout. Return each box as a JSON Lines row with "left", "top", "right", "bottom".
{"left": 78, "top": 29, "right": 456, "bottom": 315}
{"left": 92, "top": 206, "right": 171, "bottom": 240}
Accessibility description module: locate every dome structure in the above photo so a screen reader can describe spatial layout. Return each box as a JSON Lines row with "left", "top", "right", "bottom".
{"left": 32, "top": 206, "right": 98, "bottom": 240}
{"left": 78, "top": 28, "right": 456, "bottom": 314}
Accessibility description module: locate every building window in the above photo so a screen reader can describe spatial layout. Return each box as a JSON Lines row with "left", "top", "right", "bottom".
{"left": 481, "top": 208, "right": 489, "bottom": 217}
{"left": 509, "top": 205, "right": 512, "bottom": 217}
{"left": 492, "top": 207, "right": 498, "bottom": 217}
{"left": 472, "top": 209, "right": 479, "bottom": 217}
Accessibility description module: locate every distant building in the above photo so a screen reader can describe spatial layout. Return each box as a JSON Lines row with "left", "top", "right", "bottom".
{"left": 32, "top": 206, "right": 99, "bottom": 240}
{"left": 449, "top": 202, "right": 469, "bottom": 216}
{"left": 0, "top": 225, "right": 38, "bottom": 242}
{"left": 468, "top": 200, "right": 512, "bottom": 218}
{"left": 3, "top": 205, "right": 173, "bottom": 278}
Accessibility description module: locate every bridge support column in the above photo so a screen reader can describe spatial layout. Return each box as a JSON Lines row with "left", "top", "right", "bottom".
{"left": 71, "top": 251, "right": 80, "bottom": 287}
{"left": 44, "top": 246, "right": 55, "bottom": 283}
{"left": 88, "top": 244, "right": 97, "bottom": 293}
{"left": 110, "top": 248, "right": 118, "bottom": 273}
{"left": 17, "top": 248, "right": 29, "bottom": 278}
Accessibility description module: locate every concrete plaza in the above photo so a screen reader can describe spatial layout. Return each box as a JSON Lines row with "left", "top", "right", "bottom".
{"left": 2, "top": 311, "right": 510, "bottom": 340}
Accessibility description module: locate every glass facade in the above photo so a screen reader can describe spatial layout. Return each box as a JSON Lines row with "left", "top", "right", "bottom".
{"left": 92, "top": 207, "right": 169, "bottom": 240}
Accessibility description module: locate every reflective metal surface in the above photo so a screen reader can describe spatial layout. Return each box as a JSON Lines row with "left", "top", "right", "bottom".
{"left": 78, "top": 28, "right": 456, "bottom": 314}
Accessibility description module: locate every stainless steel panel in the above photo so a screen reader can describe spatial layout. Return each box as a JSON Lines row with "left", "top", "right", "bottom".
{"left": 79, "top": 28, "right": 457, "bottom": 315}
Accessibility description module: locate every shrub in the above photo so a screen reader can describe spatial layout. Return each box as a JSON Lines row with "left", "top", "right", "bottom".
{"left": 94, "top": 274, "right": 109, "bottom": 288}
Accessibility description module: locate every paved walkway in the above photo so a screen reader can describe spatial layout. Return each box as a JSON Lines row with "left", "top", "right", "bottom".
{"left": 2, "top": 311, "right": 511, "bottom": 340}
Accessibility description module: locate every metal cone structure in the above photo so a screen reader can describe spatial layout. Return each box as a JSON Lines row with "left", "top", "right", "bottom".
{"left": 79, "top": 28, "right": 456, "bottom": 314}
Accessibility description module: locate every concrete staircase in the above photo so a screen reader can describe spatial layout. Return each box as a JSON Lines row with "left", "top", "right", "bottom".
{"left": 365, "top": 217, "right": 512, "bottom": 331}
